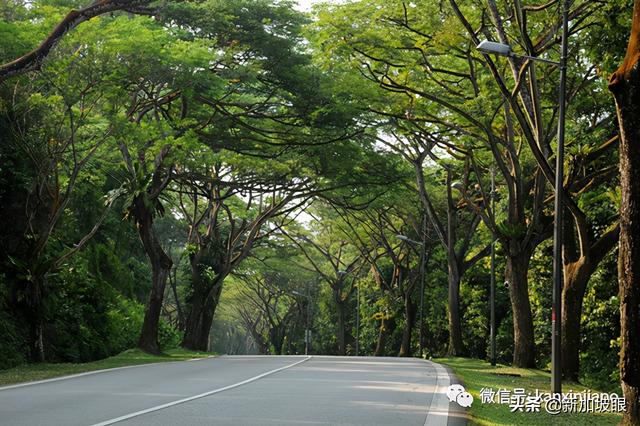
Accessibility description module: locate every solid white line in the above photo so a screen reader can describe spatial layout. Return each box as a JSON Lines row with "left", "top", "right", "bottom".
{"left": 0, "top": 356, "right": 220, "bottom": 392}
{"left": 0, "top": 364, "right": 152, "bottom": 392}
{"left": 90, "top": 356, "right": 312, "bottom": 426}
{"left": 422, "top": 360, "right": 451, "bottom": 426}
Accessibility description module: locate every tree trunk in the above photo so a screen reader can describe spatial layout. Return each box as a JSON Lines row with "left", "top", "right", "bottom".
{"left": 561, "top": 256, "right": 603, "bottom": 381}
{"left": 447, "top": 264, "right": 464, "bottom": 356}
{"left": 609, "top": 5, "right": 640, "bottom": 420}
{"left": 398, "top": 294, "right": 416, "bottom": 357}
{"left": 374, "top": 316, "right": 389, "bottom": 356}
{"left": 182, "top": 284, "right": 206, "bottom": 350}
{"left": 506, "top": 253, "right": 536, "bottom": 368}
{"left": 182, "top": 277, "right": 223, "bottom": 351}
{"left": 182, "top": 242, "right": 227, "bottom": 352}
{"left": 22, "top": 277, "right": 46, "bottom": 362}
{"left": 269, "top": 326, "right": 286, "bottom": 355}
{"left": 134, "top": 199, "right": 172, "bottom": 355}
{"left": 138, "top": 263, "right": 170, "bottom": 354}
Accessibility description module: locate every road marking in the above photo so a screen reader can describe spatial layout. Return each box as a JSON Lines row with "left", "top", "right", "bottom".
{"left": 0, "top": 364, "right": 149, "bottom": 392}
{"left": 90, "top": 356, "right": 312, "bottom": 426}
{"left": 0, "top": 356, "right": 220, "bottom": 392}
{"left": 422, "top": 360, "right": 451, "bottom": 426}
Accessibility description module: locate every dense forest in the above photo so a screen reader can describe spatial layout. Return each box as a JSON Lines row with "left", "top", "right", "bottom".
{"left": 2, "top": 0, "right": 640, "bottom": 423}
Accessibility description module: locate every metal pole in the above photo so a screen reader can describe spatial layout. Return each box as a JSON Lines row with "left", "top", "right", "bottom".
{"left": 552, "top": 0, "right": 569, "bottom": 395}
{"left": 418, "top": 214, "right": 426, "bottom": 356}
{"left": 490, "top": 166, "right": 496, "bottom": 366}
{"left": 305, "top": 281, "right": 310, "bottom": 356}
{"left": 355, "top": 283, "right": 360, "bottom": 356}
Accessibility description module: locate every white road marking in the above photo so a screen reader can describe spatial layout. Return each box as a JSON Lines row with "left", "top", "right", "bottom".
{"left": 0, "top": 364, "right": 150, "bottom": 392}
{"left": 0, "top": 356, "right": 219, "bottom": 392}
{"left": 90, "top": 356, "right": 312, "bottom": 426}
{"left": 422, "top": 360, "right": 451, "bottom": 426}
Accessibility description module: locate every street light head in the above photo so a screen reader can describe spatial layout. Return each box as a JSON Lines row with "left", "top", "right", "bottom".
{"left": 450, "top": 181, "right": 464, "bottom": 192}
{"left": 476, "top": 40, "right": 512, "bottom": 57}
{"left": 396, "top": 234, "right": 423, "bottom": 246}
{"left": 337, "top": 270, "right": 347, "bottom": 276}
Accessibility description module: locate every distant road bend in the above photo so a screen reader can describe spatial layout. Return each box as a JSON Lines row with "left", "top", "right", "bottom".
{"left": 0, "top": 355, "right": 466, "bottom": 426}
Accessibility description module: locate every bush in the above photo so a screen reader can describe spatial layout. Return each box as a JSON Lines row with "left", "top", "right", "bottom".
{"left": 158, "top": 317, "right": 182, "bottom": 350}
{"left": 0, "top": 274, "right": 27, "bottom": 369}
{"left": 0, "top": 310, "right": 27, "bottom": 369}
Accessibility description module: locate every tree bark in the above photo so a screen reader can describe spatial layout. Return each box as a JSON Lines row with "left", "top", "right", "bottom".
{"left": 182, "top": 276, "right": 223, "bottom": 351}
{"left": 560, "top": 259, "right": 590, "bottom": 381}
{"left": 447, "top": 265, "right": 464, "bottom": 356}
{"left": 26, "top": 288, "right": 45, "bottom": 363}
{"left": 561, "top": 224, "right": 619, "bottom": 381}
{"left": 609, "top": 3, "right": 640, "bottom": 421}
{"left": 398, "top": 294, "right": 416, "bottom": 357}
{"left": 374, "top": 316, "right": 389, "bottom": 356}
{"left": 506, "top": 253, "right": 536, "bottom": 368}
{"left": 134, "top": 198, "right": 172, "bottom": 355}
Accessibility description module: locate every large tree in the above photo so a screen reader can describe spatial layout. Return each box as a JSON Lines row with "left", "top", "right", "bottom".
{"left": 609, "top": 0, "right": 640, "bottom": 422}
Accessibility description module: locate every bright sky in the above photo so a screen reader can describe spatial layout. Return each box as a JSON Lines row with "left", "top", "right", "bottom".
{"left": 294, "top": 0, "right": 343, "bottom": 12}
{"left": 294, "top": 0, "right": 319, "bottom": 12}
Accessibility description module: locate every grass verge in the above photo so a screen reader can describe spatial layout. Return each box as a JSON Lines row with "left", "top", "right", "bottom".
{"left": 0, "top": 348, "right": 215, "bottom": 387}
{"left": 436, "top": 357, "right": 623, "bottom": 426}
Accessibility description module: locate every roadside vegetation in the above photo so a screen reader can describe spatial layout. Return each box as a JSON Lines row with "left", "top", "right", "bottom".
{"left": 438, "top": 358, "right": 623, "bottom": 426}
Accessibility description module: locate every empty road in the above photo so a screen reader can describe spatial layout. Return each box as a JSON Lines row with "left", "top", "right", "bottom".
{"left": 0, "top": 356, "right": 466, "bottom": 425}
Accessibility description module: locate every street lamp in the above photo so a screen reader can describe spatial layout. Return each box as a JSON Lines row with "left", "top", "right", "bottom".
{"left": 489, "top": 167, "right": 497, "bottom": 367}
{"left": 476, "top": 40, "right": 560, "bottom": 66}
{"left": 396, "top": 233, "right": 427, "bottom": 356}
{"left": 292, "top": 288, "right": 311, "bottom": 355}
{"left": 475, "top": 0, "right": 569, "bottom": 394}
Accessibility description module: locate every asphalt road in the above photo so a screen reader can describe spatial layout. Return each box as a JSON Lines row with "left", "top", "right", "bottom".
{"left": 0, "top": 355, "right": 466, "bottom": 426}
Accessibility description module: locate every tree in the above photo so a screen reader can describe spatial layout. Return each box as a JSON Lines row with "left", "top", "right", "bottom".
{"left": 117, "top": 142, "right": 174, "bottom": 354}
{"left": 0, "top": 0, "right": 161, "bottom": 80}
{"left": 311, "top": 0, "right": 542, "bottom": 366}
{"left": 310, "top": 0, "right": 621, "bottom": 370}
{"left": 449, "top": 0, "right": 621, "bottom": 371}
{"left": 235, "top": 267, "right": 300, "bottom": 355}
{"left": 177, "top": 170, "right": 314, "bottom": 351}
{"left": 344, "top": 207, "right": 425, "bottom": 357}
{"left": 281, "top": 216, "right": 363, "bottom": 356}
{"left": 0, "top": 9, "right": 138, "bottom": 359}
{"left": 608, "top": 0, "right": 640, "bottom": 422}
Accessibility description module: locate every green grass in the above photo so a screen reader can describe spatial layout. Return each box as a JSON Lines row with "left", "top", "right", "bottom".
{"left": 0, "top": 348, "right": 216, "bottom": 387}
{"left": 436, "top": 357, "right": 623, "bottom": 426}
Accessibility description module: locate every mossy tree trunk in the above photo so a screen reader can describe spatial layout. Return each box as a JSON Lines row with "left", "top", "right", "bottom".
{"left": 609, "top": 2, "right": 640, "bottom": 422}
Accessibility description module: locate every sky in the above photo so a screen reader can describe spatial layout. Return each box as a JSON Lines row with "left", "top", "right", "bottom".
{"left": 294, "top": 0, "right": 318, "bottom": 12}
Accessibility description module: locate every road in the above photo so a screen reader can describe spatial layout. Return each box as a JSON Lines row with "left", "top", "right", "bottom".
{"left": 0, "top": 356, "right": 466, "bottom": 426}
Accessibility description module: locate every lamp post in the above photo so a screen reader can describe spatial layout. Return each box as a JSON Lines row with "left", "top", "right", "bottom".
{"left": 475, "top": 0, "right": 569, "bottom": 394}
{"left": 490, "top": 166, "right": 497, "bottom": 367}
{"left": 292, "top": 287, "right": 311, "bottom": 355}
{"left": 397, "top": 233, "right": 426, "bottom": 356}
{"left": 355, "top": 282, "right": 360, "bottom": 356}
